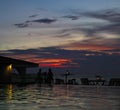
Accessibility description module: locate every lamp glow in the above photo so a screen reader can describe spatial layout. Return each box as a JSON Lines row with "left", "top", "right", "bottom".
{"left": 6, "top": 64, "right": 12, "bottom": 75}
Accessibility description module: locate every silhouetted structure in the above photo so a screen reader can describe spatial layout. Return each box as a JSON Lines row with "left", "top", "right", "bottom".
{"left": 68, "top": 79, "right": 78, "bottom": 85}
{"left": 109, "top": 78, "right": 120, "bottom": 86}
{"left": 0, "top": 56, "right": 38, "bottom": 84}
{"left": 88, "top": 79, "right": 106, "bottom": 85}
{"left": 61, "top": 70, "right": 70, "bottom": 85}
{"left": 80, "top": 78, "right": 89, "bottom": 85}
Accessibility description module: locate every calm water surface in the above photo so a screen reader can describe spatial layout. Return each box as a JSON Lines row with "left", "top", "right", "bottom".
{"left": 0, "top": 84, "right": 120, "bottom": 110}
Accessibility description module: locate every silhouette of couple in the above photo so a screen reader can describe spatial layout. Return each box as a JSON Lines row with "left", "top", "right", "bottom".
{"left": 36, "top": 68, "right": 54, "bottom": 85}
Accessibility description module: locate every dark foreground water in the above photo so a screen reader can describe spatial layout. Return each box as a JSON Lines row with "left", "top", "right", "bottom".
{"left": 0, "top": 84, "right": 120, "bottom": 110}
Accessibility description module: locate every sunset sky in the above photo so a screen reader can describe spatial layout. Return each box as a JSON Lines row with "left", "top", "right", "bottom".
{"left": 0, "top": 0, "right": 120, "bottom": 77}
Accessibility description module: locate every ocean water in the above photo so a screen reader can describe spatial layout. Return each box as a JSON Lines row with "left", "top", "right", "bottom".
{"left": 0, "top": 84, "right": 120, "bottom": 110}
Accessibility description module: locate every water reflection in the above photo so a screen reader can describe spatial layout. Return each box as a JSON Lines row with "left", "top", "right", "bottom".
{"left": 53, "top": 85, "right": 69, "bottom": 98}
{"left": 0, "top": 85, "right": 120, "bottom": 110}
{"left": 6, "top": 84, "right": 13, "bottom": 100}
{"left": 0, "top": 84, "right": 12, "bottom": 101}
{"left": 0, "top": 84, "right": 13, "bottom": 110}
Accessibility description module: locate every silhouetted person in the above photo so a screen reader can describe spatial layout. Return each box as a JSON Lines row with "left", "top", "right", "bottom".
{"left": 36, "top": 68, "right": 43, "bottom": 84}
{"left": 44, "top": 72, "right": 47, "bottom": 84}
{"left": 46, "top": 68, "right": 54, "bottom": 85}
{"left": 65, "top": 70, "right": 70, "bottom": 85}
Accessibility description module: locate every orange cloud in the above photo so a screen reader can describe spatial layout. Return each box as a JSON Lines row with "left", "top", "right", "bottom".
{"left": 62, "top": 43, "right": 115, "bottom": 52}
{"left": 38, "top": 58, "right": 72, "bottom": 68}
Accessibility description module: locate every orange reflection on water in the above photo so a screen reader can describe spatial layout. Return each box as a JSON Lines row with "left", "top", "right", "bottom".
{"left": 7, "top": 84, "right": 13, "bottom": 100}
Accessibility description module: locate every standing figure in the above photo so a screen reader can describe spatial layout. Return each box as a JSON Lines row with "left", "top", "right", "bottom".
{"left": 36, "top": 68, "right": 43, "bottom": 84}
{"left": 47, "top": 68, "right": 54, "bottom": 85}
{"left": 65, "top": 70, "right": 70, "bottom": 85}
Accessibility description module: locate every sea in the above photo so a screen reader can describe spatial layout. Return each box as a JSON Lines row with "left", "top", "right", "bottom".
{"left": 0, "top": 84, "right": 120, "bottom": 110}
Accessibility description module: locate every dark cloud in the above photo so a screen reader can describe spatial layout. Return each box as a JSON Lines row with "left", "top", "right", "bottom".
{"left": 84, "top": 8, "right": 120, "bottom": 23}
{"left": 97, "top": 23, "right": 120, "bottom": 35}
{"left": 55, "top": 33, "right": 71, "bottom": 38}
{"left": 14, "top": 18, "right": 57, "bottom": 28}
{"left": 29, "top": 14, "right": 38, "bottom": 18}
{"left": 14, "top": 23, "right": 29, "bottom": 28}
{"left": 77, "top": 23, "right": 120, "bottom": 37}
{"left": 62, "top": 15, "right": 80, "bottom": 20}
{"left": 54, "top": 28, "right": 80, "bottom": 38}
{"left": 32, "top": 18, "right": 57, "bottom": 24}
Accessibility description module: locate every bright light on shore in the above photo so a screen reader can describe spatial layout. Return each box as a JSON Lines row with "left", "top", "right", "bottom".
{"left": 6, "top": 64, "right": 12, "bottom": 74}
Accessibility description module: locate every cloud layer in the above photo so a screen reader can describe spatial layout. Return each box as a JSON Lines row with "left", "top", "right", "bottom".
{"left": 14, "top": 18, "right": 57, "bottom": 28}
{"left": 0, "top": 47, "right": 120, "bottom": 75}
